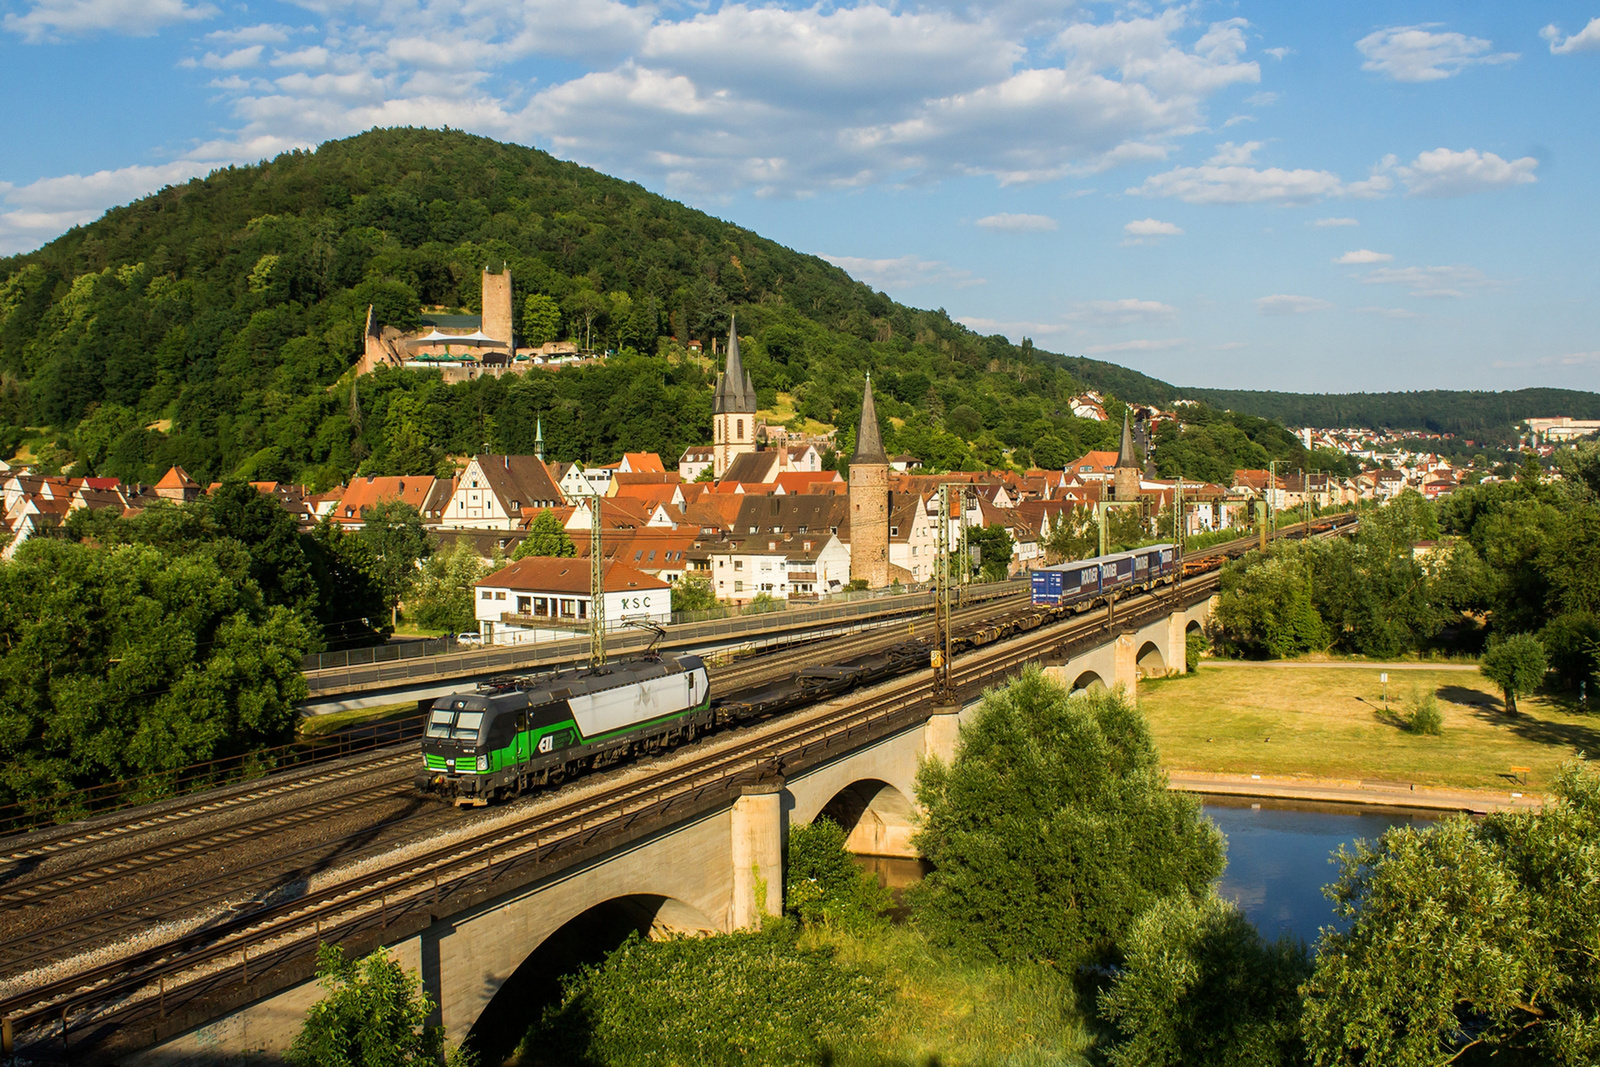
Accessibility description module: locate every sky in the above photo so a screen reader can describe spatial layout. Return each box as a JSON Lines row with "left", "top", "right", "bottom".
{"left": 2, "top": 1, "right": 1598, "bottom": 394}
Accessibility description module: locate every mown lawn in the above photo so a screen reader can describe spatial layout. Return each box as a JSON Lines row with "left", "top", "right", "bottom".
{"left": 1139, "top": 663, "right": 1600, "bottom": 794}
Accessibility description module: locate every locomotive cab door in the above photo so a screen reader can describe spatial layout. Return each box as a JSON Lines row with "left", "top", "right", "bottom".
{"left": 515, "top": 711, "right": 530, "bottom": 765}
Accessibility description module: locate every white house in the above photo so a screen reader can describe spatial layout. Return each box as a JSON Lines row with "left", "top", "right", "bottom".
{"left": 707, "top": 533, "right": 850, "bottom": 603}
{"left": 474, "top": 557, "right": 671, "bottom": 645}
{"left": 442, "top": 455, "right": 565, "bottom": 530}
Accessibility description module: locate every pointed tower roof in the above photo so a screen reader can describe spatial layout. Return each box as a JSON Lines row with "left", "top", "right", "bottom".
{"left": 851, "top": 374, "right": 888, "bottom": 465}
{"left": 1116, "top": 411, "right": 1138, "bottom": 469}
{"left": 713, "top": 314, "right": 755, "bottom": 415}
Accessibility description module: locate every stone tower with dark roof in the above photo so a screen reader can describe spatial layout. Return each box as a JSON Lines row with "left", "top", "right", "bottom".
{"left": 849, "top": 374, "right": 891, "bottom": 588}
{"left": 1113, "top": 410, "right": 1141, "bottom": 503}
{"left": 712, "top": 315, "right": 757, "bottom": 480}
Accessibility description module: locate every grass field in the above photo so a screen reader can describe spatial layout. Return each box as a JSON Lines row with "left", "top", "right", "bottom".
{"left": 297, "top": 701, "right": 419, "bottom": 738}
{"left": 1139, "top": 663, "right": 1600, "bottom": 794}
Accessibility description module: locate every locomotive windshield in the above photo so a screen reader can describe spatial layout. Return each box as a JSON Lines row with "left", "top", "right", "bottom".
{"left": 426, "top": 708, "right": 485, "bottom": 742}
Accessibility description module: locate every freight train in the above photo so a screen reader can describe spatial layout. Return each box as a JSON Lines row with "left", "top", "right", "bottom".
{"left": 417, "top": 537, "right": 1268, "bottom": 805}
{"left": 1030, "top": 543, "right": 1178, "bottom": 608}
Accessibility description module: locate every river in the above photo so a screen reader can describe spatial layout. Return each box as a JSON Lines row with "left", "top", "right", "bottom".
{"left": 1204, "top": 797, "right": 1441, "bottom": 945}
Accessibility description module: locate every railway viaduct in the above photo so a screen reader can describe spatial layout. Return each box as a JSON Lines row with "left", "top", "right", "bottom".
{"left": 123, "top": 595, "right": 1214, "bottom": 1066}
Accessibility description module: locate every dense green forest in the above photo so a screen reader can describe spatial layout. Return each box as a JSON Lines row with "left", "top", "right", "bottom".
{"left": 1060, "top": 355, "right": 1600, "bottom": 446}
{"left": 0, "top": 127, "right": 1311, "bottom": 487}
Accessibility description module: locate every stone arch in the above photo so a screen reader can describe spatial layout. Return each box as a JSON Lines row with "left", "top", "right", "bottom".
{"left": 1136, "top": 640, "right": 1167, "bottom": 678}
{"left": 814, "top": 778, "right": 917, "bottom": 859}
{"left": 1186, "top": 619, "right": 1203, "bottom": 636}
{"left": 467, "top": 893, "right": 716, "bottom": 1061}
{"left": 1070, "top": 670, "right": 1106, "bottom": 694}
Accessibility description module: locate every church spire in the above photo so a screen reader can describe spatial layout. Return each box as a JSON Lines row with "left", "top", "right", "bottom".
{"left": 535, "top": 417, "right": 545, "bottom": 461}
{"left": 1116, "top": 410, "right": 1138, "bottom": 469}
{"left": 852, "top": 373, "right": 888, "bottom": 464}
{"left": 713, "top": 314, "right": 754, "bottom": 415}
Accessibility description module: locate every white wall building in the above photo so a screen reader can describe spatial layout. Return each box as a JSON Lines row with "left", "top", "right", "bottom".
{"left": 474, "top": 557, "right": 671, "bottom": 645}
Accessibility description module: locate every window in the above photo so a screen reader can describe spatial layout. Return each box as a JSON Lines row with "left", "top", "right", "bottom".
{"left": 830, "top": 526, "right": 839, "bottom": 534}
{"left": 453, "top": 711, "right": 483, "bottom": 742}
{"left": 737, "top": 418, "right": 745, "bottom": 439}
{"left": 495, "top": 592, "right": 506, "bottom": 601}
{"left": 890, "top": 526, "right": 899, "bottom": 536}
{"left": 734, "top": 581, "right": 744, "bottom": 592}
{"left": 734, "top": 560, "right": 744, "bottom": 571}
{"left": 481, "top": 590, "right": 492, "bottom": 599}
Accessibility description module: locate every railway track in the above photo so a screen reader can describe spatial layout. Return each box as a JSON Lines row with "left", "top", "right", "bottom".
{"left": 0, "top": 571, "right": 1220, "bottom": 1055}
{"left": 0, "top": 514, "right": 1357, "bottom": 1057}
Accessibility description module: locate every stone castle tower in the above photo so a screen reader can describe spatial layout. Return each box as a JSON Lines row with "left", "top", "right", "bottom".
{"left": 712, "top": 316, "right": 757, "bottom": 480}
{"left": 1112, "top": 410, "right": 1141, "bottom": 503}
{"left": 481, "top": 267, "right": 514, "bottom": 348}
{"left": 849, "top": 374, "right": 890, "bottom": 588}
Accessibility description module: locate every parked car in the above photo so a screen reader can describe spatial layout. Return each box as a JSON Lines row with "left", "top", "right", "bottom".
{"left": 456, "top": 631, "right": 483, "bottom": 645}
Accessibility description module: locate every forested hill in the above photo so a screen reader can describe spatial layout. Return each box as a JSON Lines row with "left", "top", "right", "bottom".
{"left": 1060, "top": 356, "right": 1600, "bottom": 445}
{"left": 1, "top": 126, "right": 1184, "bottom": 486}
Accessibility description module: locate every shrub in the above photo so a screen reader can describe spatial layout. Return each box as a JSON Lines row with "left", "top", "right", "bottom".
{"left": 1404, "top": 690, "right": 1443, "bottom": 735}
{"left": 521, "top": 924, "right": 884, "bottom": 1067}
{"left": 785, "top": 819, "right": 893, "bottom": 931}
{"left": 1186, "top": 630, "right": 1207, "bottom": 672}
{"left": 290, "top": 945, "right": 474, "bottom": 1067}
{"left": 1099, "top": 893, "right": 1310, "bottom": 1067}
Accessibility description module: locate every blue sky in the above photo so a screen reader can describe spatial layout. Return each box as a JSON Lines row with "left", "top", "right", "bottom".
{"left": 2, "top": 1, "right": 1598, "bottom": 393}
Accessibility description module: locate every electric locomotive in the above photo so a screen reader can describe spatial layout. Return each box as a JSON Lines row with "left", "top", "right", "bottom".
{"left": 416, "top": 652, "right": 710, "bottom": 805}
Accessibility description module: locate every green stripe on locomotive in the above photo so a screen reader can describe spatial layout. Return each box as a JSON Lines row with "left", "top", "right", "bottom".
{"left": 475, "top": 696, "right": 713, "bottom": 775}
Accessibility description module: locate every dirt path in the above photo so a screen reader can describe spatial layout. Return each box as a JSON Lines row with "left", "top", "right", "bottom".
{"left": 1200, "top": 660, "right": 1478, "bottom": 672}
{"left": 1168, "top": 769, "right": 1541, "bottom": 813}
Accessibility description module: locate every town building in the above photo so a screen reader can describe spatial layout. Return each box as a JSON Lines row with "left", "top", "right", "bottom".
{"left": 442, "top": 455, "right": 564, "bottom": 530}
{"left": 848, "top": 375, "right": 891, "bottom": 588}
{"left": 474, "top": 557, "right": 670, "bottom": 645}
{"left": 712, "top": 317, "right": 758, "bottom": 481}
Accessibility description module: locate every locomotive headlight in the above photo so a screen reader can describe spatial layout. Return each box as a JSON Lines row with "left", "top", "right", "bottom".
{"left": 476, "top": 755, "right": 488, "bottom": 772}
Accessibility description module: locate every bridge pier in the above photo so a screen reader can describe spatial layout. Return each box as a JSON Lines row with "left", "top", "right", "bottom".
{"left": 923, "top": 705, "right": 961, "bottom": 764}
{"left": 730, "top": 781, "right": 784, "bottom": 929}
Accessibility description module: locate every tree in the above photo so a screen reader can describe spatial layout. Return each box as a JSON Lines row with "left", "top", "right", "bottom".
{"left": 356, "top": 501, "right": 431, "bottom": 627}
{"left": 964, "top": 523, "right": 1014, "bottom": 582}
{"left": 0, "top": 538, "right": 310, "bottom": 807}
{"left": 1043, "top": 506, "right": 1097, "bottom": 563}
{"left": 1480, "top": 633, "right": 1548, "bottom": 713}
{"left": 908, "top": 669, "right": 1224, "bottom": 966}
{"left": 1302, "top": 763, "right": 1600, "bottom": 1067}
{"left": 411, "top": 539, "right": 491, "bottom": 634}
{"left": 302, "top": 518, "right": 390, "bottom": 648}
{"left": 290, "top": 945, "right": 474, "bottom": 1067}
{"left": 521, "top": 293, "right": 561, "bottom": 346}
{"left": 512, "top": 509, "right": 575, "bottom": 560}
{"left": 670, "top": 574, "right": 717, "bottom": 614}
{"left": 1099, "top": 893, "right": 1310, "bottom": 1067}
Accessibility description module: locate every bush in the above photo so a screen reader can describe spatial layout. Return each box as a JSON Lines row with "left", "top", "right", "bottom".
{"left": 521, "top": 924, "right": 885, "bottom": 1067}
{"left": 1403, "top": 690, "right": 1443, "bottom": 735}
{"left": 1099, "top": 893, "right": 1310, "bottom": 1067}
{"left": 1186, "top": 630, "right": 1207, "bottom": 672}
{"left": 785, "top": 819, "right": 893, "bottom": 931}
{"left": 909, "top": 668, "right": 1225, "bottom": 967}
{"left": 290, "top": 945, "right": 474, "bottom": 1067}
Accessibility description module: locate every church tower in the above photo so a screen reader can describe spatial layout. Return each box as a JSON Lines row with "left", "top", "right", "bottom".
{"left": 711, "top": 316, "right": 757, "bottom": 480}
{"left": 849, "top": 374, "right": 891, "bottom": 588}
{"left": 1112, "top": 411, "right": 1142, "bottom": 503}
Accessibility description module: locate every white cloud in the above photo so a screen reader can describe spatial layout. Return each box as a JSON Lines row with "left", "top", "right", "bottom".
{"left": 1313, "top": 217, "right": 1359, "bottom": 227}
{"left": 1356, "top": 25, "right": 1518, "bottom": 82}
{"left": 1394, "top": 147, "right": 1537, "bottom": 197}
{"left": 1123, "top": 218, "right": 1183, "bottom": 236}
{"left": 0, "top": 160, "right": 218, "bottom": 254}
{"left": 975, "top": 212, "right": 1057, "bottom": 233}
{"left": 272, "top": 46, "right": 332, "bottom": 69}
{"left": 1255, "top": 294, "right": 1334, "bottom": 315}
{"left": 1355, "top": 306, "right": 1422, "bottom": 319}
{"left": 1262, "top": 48, "right": 1293, "bottom": 61}
{"left": 1245, "top": 90, "right": 1278, "bottom": 106}
{"left": 1360, "top": 264, "right": 1493, "bottom": 298}
{"left": 194, "top": 45, "right": 262, "bottom": 70}
{"left": 206, "top": 23, "right": 290, "bottom": 45}
{"left": 1541, "top": 19, "right": 1600, "bottom": 55}
{"left": 1334, "top": 249, "right": 1393, "bottom": 264}
{"left": 4, "top": 0, "right": 215, "bottom": 42}
{"left": 176, "top": 6, "right": 1263, "bottom": 198}
{"left": 1067, "top": 299, "right": 1178, "bottom": 327}
{"left": 1129, "top": 146, "right": 1344, "bottom": 204}
{"left": 1083, "top": 337, "right": 1189, "bottom": 354}
{"left": 822, "top": 253, "right": 984, "bottom": 290}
